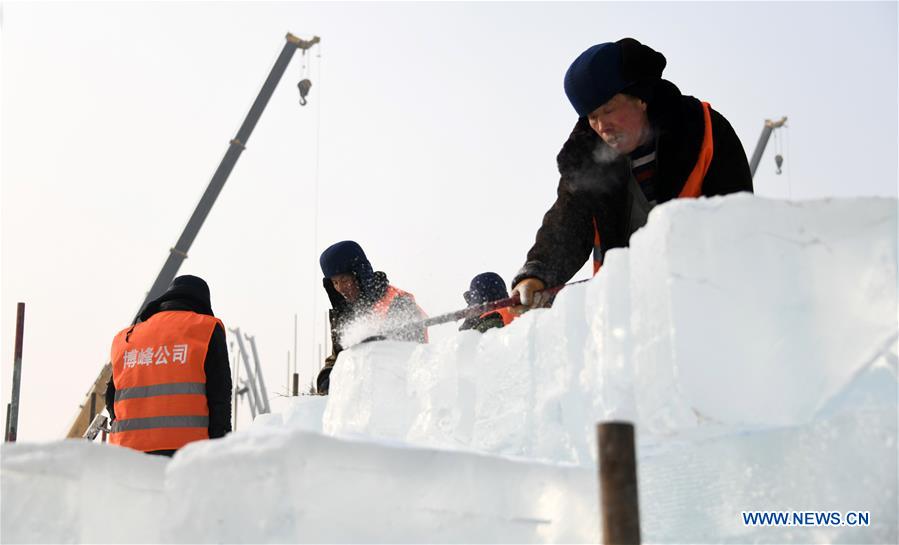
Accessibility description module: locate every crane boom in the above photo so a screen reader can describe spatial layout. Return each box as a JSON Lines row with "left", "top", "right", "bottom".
{"left": 749, "top": 116, "right": 787, "bottom": 178}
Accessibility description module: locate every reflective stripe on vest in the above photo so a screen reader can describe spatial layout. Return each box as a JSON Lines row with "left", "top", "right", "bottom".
{"left": 109, "top": 311, "right": 222, "bottom": 452}
{"left": 371, "top": 285, "right": 429, "bottom": 342}
{"left": 479, "top": 307, "right": 516, "bottom": 326}
{"left": 592, "top": 101, "right": 714, "bottom": 276}
{"left": 592, "top": 217, "right": 603, "bottom": 275}
{"left": 114, "top": 382, "right": 206, "bottom": 402}
{"left": 110, "top": 415, "right": 209, "bottom": 433}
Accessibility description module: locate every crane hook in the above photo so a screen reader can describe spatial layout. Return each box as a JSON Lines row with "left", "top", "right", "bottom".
{"left": 297, "top": 79, "right": 312, "bottom": 106}
{"left": 775, "top": 154, "right": 784, "bottom": 175}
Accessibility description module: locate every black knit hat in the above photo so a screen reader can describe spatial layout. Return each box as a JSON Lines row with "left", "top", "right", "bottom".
{"left": 138, "top": 274, "right": 213, "bottom": 322}
{"left": 464, "top": 272, "right": 509, "bottom": 306}
{"left": 318, "top": 240, "right": 372, "bottom": 282}
{"left": 564, "top": 38, "right": 667, "bottom": 117}
{"left": 168, "top": 275, "right": 210, "bottom": 303}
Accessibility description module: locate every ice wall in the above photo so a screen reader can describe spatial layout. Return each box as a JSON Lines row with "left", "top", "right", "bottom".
{"left": 629, "top": 196, "right": 897, "bottom": 435}
{"left": 163, "top": 427, "right": 596, "bottom": 543}
{"left": 1, "top": 427, "right": 597, "bottom": 544}
{"left": 318, "top": 195, "right": 898, "bottom": 543}
{"left": 2, "top": 195, "right": 896, "bottom": 544}
{"left": 1, "top": 441, "right": 168, "bottom": 543}
{"left": 324, "top": 195, "right": 898, "bottom": 460}
{"left": 4, "top": 360, "right": 894, "bottom": 545}
{"left": 637, "top": 356, "right": 897, "bottom": 544}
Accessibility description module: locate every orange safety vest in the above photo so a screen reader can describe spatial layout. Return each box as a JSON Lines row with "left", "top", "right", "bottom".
{"left": 479, "top": 307, "right": 516, "bottom": 326}
{"left": 371, "top": 285, "right": 429, "bottom": 342}
{"left": 109, "top": 310, "right": 223, "bottom": 452}
{"left": 592, "top": 101, "right": 714, "bottom": 275}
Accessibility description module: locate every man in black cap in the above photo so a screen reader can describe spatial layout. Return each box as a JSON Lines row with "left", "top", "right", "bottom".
{"left": 512, "top": 38, "right": 753, "bottom": 308}
{"left": 459, "top": 272, "right": 517, "bottom": 333}
{"left": 317, "top": 240, "right": 427, "bottom": 395}
{"left": 105, "top": 275, "right": 232, "bottom": 456}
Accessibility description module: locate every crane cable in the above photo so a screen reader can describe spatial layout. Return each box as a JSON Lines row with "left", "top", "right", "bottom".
{"left": 305, "top": 40, "right": 325, "bottom": 387}
{"left": 774, "top": 125, "right": 783, "bottom": 175}
{"left": 773, "top": 121, "right": 794, "bottom": 199}
{"left": 785, "top": 122, "right": 793, "bottom": 199}
{"left": 289, "top": 37, "right": 323, "bottom": 391}
{"left": 297, "top": 47, "right": 312, "bottom": 106}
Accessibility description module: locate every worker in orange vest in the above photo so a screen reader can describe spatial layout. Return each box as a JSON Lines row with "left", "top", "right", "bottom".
{"left": 317, "top": 240, "right": 427, "bottom": 394}
{"left": 459, "top": 272, "right": 517, "bottom": 333}
{"left": 104, "top": 275, "right": 232, "bottom": 456}
{"left": 512, "top": 38, "right": 753, "bottom": 310}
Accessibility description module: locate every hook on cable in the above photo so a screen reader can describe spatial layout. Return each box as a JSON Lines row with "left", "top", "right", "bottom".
{"left": 297, "top": 78, "right": 312, "bottom": 106}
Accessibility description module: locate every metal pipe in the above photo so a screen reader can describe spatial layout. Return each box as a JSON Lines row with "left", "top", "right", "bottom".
{"left": 245, "top": 334, "right": 270, "bottom": 413}
{"left": 749, "top": 126, "right": 773, "bottom": 178}
{"left": 230, "top": 328, "right": 261, "bottom": 417}
{"left": 240, "top": 382, "right": 256, "bottom": 419}
{"left": 597, "top": 421, "right": 641, "bottom": 545}
{"left": 231, "top": 340, "right": 239, "bottom": 431}
{"left": 7, "top": 303, "right": 25, "bottom": 442}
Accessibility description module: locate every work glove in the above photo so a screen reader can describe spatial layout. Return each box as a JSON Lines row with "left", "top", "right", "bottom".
{"left": 510, "top": 277, "right": 548, "bottom": 314}
{"left": 316, "top": 366, "right": 332, "bottom": 395}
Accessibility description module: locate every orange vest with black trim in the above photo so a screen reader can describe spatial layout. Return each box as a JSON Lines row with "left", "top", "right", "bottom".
{"left": 592, "top": 101, "right": 714, "bottom": 275}
{"left": 479, "top": 307, "right": 516, "bottom": 326}
{"left": 109, "top": 311, "right": 223, "bottom": 452}
{"left": 371, "top": 285, "right": 429, "bottom": 342}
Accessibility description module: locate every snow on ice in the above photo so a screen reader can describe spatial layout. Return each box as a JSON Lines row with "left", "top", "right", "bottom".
{"left": 2, "top": 195, "right": 896, "bottom": 544}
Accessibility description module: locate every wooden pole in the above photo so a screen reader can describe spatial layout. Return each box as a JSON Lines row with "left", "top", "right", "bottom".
{"left": 6, "top": 303, "right": 25, "bottom": 442}
{"left": 231, "top": 341, "right": 240, "bottom": 431}
{"left": 597, "top": 421, "right": 640, "bottom": 545}
{"left": 89, "top": 393, "right": 97, "bottom": 424}
{"left": 293, "top": 313, "right": 298, "bottom": 389}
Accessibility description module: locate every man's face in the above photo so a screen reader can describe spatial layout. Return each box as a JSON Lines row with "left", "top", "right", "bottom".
{"left": 587, "top": 93, "right": 650, "bottom": 155}
{"left": 331, "top": 273, "right": 360, "bottom": 303}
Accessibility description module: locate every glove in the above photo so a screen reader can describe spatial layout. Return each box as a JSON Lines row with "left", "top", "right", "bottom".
{"left": 509, "top": 277, "right": 548, "bottom": 314}
{"left": 316, "top": 366, "right": 332, "bottom": 395}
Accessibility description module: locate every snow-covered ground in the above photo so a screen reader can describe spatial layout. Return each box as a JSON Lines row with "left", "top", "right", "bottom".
{"left": 3, "top": 195, "right": 897, "bottom": 544}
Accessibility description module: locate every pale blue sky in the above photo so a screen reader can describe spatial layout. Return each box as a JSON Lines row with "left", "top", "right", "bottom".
{"left": 2, "top": 1, "right": 896, "bottom": 439}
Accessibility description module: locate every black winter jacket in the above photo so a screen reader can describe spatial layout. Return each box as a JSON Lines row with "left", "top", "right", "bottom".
{"left": 105, "top": 299, "right": 232, "bottom": 453}
{"left": 514, "top": 80, "right": 753, "bottom": 288}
